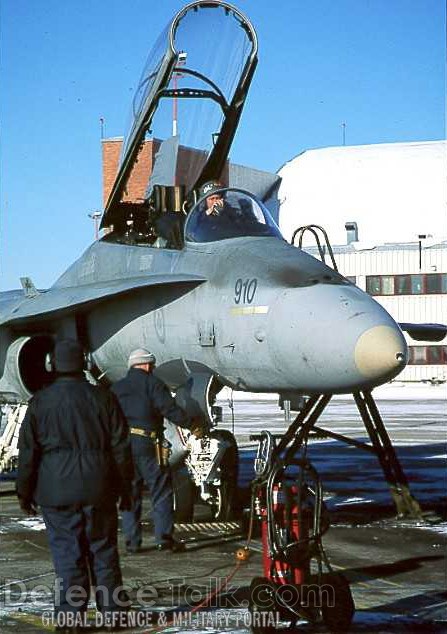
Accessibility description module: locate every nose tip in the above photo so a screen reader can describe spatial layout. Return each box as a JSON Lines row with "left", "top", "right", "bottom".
{"left": 354, "top": 325, "right": 407, "bottom": 380}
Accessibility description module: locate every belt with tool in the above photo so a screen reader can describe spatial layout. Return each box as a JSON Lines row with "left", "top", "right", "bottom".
{"left": 130, "top": 427, "right": 158, "bottom": 439}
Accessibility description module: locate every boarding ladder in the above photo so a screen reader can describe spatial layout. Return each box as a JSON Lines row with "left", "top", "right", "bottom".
{"left": 291, "top": 224, "right": 338, "bottom": 271}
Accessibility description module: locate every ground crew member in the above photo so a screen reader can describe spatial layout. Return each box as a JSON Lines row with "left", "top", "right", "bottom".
{"left": 112, "top": 348, "right": 206, "bottom": 553}
{"left": 17, "top": 339, "right": 132, "bottom": 632}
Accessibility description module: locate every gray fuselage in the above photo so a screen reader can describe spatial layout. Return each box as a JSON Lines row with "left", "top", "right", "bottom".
{"left": 53, "top": 235, "right": 407, "bottom": 395}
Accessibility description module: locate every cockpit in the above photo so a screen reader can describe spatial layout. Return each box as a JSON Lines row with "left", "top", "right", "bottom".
{"left": 99, "top": 1, "right": 267, "bottom": 251}
{"left": 185, "top": 188, "right": 283, "bottom": 243}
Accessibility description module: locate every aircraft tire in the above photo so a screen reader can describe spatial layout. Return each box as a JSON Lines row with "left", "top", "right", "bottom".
{"left": 248, "top": 576, "right": 277, "bottom": 634}
{"left": 209, "top": 429, "right": 239, "bottom": 521}
{"left": 172, "top": 467, "right": 196, "bottom": 523}
{"left": 320, "top": 572, "right": 355, "bottom": 633}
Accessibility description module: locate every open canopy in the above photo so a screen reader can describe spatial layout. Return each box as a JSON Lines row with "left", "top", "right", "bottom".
{"left": 101, "top": 1, "right": 258, "bottom": 234}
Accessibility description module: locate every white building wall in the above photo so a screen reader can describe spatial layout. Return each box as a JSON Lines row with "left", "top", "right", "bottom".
{"left": 282, "top": 141, "right": 447, "bottom": 384}
{"left": 302, "top": 238, "right": 446, "bottom": 383}
{"left": 278, "top": 140, "right": 447, "bottom": 246}
{"left": 336, "top": 245, "right": 446, "bottom": 382}
{"left": 334, "top": 245, "right": 447, "bottom": 277}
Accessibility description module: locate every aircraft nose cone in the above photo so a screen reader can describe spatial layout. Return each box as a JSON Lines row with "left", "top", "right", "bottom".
{"left": 354, "top": 325, "right": 407, "bottom": 380}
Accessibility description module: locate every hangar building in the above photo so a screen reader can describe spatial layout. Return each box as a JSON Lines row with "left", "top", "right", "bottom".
{"left": 277, "top": 140, "right": 447, "bottom": 383}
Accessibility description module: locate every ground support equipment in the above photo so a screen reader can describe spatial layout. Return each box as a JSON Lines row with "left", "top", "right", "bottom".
{"left": 248, "top": 428, "right": 355, "bottom": 633}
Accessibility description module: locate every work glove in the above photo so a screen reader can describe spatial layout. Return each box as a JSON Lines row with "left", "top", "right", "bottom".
{"left": 19, "top": 498, "right": 37, "bottom": 516}
{"left": 119, "top": 492, "right": 132, "bottom": 512}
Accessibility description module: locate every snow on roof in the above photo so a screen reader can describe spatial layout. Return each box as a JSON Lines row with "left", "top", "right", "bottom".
{"left": 277, "top": 140, "right": 447, "bottom": 247}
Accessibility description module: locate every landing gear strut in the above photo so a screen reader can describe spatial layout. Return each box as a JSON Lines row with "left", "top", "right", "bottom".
{"left": 247, "top": 389, "right": 423, "bottom": 632}
{"left": 286, "top": 391, "right": 423, "bottom": 519}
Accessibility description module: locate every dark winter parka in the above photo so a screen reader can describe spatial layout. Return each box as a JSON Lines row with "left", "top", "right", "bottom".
{"left": 17, "top": 375, "right": 132, "bottom": 507}
{"left": 111, "top": 367, "right": 189, "bottom": 455}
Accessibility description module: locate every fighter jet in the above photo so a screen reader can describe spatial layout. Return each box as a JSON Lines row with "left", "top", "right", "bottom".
{"left": 0, "top": 1, "right": 445, "bottom": 518}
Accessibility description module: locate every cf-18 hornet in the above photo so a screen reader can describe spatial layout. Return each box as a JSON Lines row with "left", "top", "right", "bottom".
{"left": 1, "top": 1, "right": 445, "bottom": 520}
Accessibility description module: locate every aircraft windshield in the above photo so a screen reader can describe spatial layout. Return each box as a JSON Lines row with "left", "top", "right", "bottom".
{"left": 185, "top": 189, "right": 283, "bottom": 243}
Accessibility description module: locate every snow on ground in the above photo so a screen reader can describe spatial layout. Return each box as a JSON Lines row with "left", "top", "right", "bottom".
{"left": 217, "top": 382, "right": 446, "bottom": 403}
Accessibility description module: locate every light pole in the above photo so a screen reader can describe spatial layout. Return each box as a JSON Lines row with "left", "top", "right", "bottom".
{"left": 341, "top": 122, "right": 346, "bottom": 146}
{"left": 172, "top": 51, "right": 187, "bottom": 137}
{"left": 88, "top": 211, "right": 102, "bottom": 241}
{"left": 417, "top": 234, "right": 432, "bottom": 271}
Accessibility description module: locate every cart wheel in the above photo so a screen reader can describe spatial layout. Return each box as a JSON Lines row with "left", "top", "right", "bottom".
{"left": 320, "top": 572, "right": 355, "bottom": 633}
{"left": 209, "top": 429, "right": 239, "bottom": 521}
{"left": 248, "top": 576, "right": 277, "bottom": 634}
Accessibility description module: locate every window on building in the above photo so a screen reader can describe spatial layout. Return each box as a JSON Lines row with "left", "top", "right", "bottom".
{"left": 426, "top": 274, "right": 442, "bottom": 294}
{"left": 395, "top": 275, "right": 411, "bottom": 295}
{"left": 426, "top": 346, "right": 447, "bottom": 365}
{"left": 411, "top": 274, "right": 423, "bottom": 294}
{"left": 409, "top": 346, "right": 447, "bottom": 365}
{"left": 382, "top": 276, "right": 395, "bottom": 295}
{"left": 410, "top": 347, "right": 426, "bottom": 365}
{"left": 346, "top": 275, "right": 356, "bottom": 285}
{"left": 366, "top": 276, "right": 381, "bottom": 295}
{"left": 366, "top": 273, "right": 446, "bottom": 296}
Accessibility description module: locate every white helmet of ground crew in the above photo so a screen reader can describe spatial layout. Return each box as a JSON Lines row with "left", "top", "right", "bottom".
{"left": 128, "top": 348, "right": 156, "bottom": 368}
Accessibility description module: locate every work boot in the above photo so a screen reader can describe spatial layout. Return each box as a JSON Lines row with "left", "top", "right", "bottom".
{"left": 156, "top": 536, "right": 186, "bottom": 553}
{"left": 125, "top": 540, "right": 142, "bottom": 554}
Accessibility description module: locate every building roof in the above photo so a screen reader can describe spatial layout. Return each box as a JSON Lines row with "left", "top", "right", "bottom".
{"left": 304, "top": 240, "right": 446, "bottom": 258}
{"left": 277, "top": 140, "right": 447, "bottom": 247}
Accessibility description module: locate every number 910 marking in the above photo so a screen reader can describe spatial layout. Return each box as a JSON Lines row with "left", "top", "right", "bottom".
{"left": 235, "top": 278, "right": 257, "bottom": 304}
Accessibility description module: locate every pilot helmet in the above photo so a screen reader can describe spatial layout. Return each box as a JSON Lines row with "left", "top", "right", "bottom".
{"left": 199, "top": 181, "right": 224, "bottom": 199}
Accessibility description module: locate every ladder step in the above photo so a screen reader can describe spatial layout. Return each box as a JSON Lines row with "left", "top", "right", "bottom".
{"left": 174, "top": 521, "right": 241, "bottom": 534}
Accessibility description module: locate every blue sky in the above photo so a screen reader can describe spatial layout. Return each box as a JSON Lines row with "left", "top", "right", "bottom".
{"left": 1, "top": 0, "right": 445, "bottom": 291}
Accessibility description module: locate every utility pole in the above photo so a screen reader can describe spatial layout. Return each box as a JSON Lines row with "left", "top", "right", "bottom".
{"left": 417, "top": 234, "right": 432, "bottom": 272}
{"left": 341, "top": 122, "right": 346, "bottom": 146}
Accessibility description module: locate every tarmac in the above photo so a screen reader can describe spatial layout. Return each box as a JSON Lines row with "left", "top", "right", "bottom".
{"left": 1, "top": 393, "right": 446, "bottom": 633}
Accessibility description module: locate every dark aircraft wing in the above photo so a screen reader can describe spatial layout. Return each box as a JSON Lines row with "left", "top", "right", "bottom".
{"left": 0, "top": 274, "right": 206, "bottom": 326}
{"left": 399, "top": 322, "right": 447, "bottom": 343}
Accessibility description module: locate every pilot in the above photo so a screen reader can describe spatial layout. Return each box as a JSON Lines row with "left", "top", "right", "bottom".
{"left": 111, "top": 348, "right": 206, "bottom": 553}
{"left": 194, "top": 181, "right": 243, "bottom": 240}
{"left": 201, "top": 181, "right": 225, "bottom": 217}
{"left": 197, "top": 180, "right": 227, "bottom": 218}
{"left": 17, "top": 339, "right": 133, "bottom": 631}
